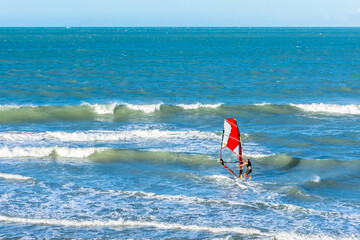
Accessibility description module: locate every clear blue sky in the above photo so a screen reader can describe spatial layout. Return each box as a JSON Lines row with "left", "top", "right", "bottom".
{"left": 1, "top": 0, "right": 359, "bottom": 27}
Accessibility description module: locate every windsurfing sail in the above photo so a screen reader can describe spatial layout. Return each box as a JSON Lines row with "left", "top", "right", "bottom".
{"left": 220, "top": 118, "right": 243, "bottom": 178}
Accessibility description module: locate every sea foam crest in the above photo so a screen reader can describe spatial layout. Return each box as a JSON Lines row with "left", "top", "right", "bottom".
{"left": 0, "top": 130, "right": 219, "bottom": 143}
{"left": 243, "top": 152, "right": 275, "bottom": 158}
{"left": 312, "top": 175, "right": 321, "bottom": 183}
{"left": 105, "top": 189, "right": 314, "bottom": 215}
{"left": 0, "top": 215, "right": 265, "bottom": 235}
{"left": 125, "top": 103, "right": 162, "bottom": 113}
{"left": 274, "top": 231, "right": 342, "bottom": 240}
{"left": 108, "top": 189, "right": 228, "bottom": 206}
{"left": 0, "top": 146, "right": 104, "bottom": 158}
{"left": 290, "top": 103, "right": 360, "bottom": 115}
{"left": 64, "top": 186, "right": 349, "bottom": 221}
{"left": 203, "top": 175, "right": 248, "bottom": 189}
{"left": 0, "top": 172, "right": 34, "bottom": 181}
{"left": 254, "top": 102, "right": 271, "bottom": 106}
{"left": 0, "top": 104, "right": 35, "bottom": 111}
{"left": 82, "top": 102, "right": 118, "bottom": 114}
{"left": 176, "top": 103, "right": 222, "bottom": 110}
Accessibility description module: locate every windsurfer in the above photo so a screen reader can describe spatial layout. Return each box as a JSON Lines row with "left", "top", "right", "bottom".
{"left": 220, "top": 118, "right": 243, "bottom": 178}
{"left": 240, "top": 158, "right": 252, "bottom": 180}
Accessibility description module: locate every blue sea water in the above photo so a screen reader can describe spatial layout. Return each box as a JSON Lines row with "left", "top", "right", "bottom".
{"left": 0, "top": 27, "right": 359, "bottom": 239}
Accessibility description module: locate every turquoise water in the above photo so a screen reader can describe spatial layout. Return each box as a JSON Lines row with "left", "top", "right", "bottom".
{"left": 0, "top": 27, "right": 359, "bottom": 239}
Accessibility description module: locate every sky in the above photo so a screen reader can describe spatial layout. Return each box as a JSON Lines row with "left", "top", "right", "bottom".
{"left": 0, "top": 0, "right": 359, "bottom": 27}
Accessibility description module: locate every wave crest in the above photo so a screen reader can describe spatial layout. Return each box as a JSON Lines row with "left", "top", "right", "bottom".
{"left": 176, "top": 103, "right": 223, "bottom": 110}
{"left": 0, "top": 102, "right": 358, "bottom": 124}
{"left": 0, "top": 130, "right": 219, "bottom": 143}
{"left": 0, "top": 146, "right": 103, "bottom": 159}
{"left": 125, "top": 103, "right": 162, "bottom": 113}
{"left": 83, "top": 102, "right": 118, "bottom": 114}
{"left": 0, "top": 172, "right": 34, "bottom": 181}
{"left": 290, "top": 103, "right": 360, "bottom": 115}
{"left": 0, "top": 147, "right": 215, "bottom": 165}
{"left": 0, "top": 214, "right": 264, "bottom": 235}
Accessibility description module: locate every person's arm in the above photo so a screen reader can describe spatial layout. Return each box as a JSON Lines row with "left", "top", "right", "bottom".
{"left": 240, "top": 160, "right": 248, "bottom": 167}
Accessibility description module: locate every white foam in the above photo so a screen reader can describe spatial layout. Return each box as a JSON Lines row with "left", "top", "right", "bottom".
{"left": 204, "top": 175, "right": 248, "bottom": 189}
{"left": 312, "top": 175, "right": 321, "bottom": 183}
{"left": 0, "top": 146, "right": 105, "bottom": 159}
{"left": 104, "top": 188, "right": 352, "bottom": 221}
{"left": 117, "top": 190, "right": 292, "bottom": 212}
{"left": 290, "top": 103, "right": 360, "bottom": 115}
{"left": 2, "top": 214, "right": 353, "bottom": 239}
{"left": 0, "top": 172, "right": 34, "bottom": 181}
{"left": 274, "top": 232, "right": 353, "bottom": 240}
{"left": 176, "top": 103, "right": 222, "bottom": 110}
{"left": 82, "top": 102, "right": 118, "bottom": 114}
{"left": 125, "top": 103, "right": 162, "bottom": 113}
{"left": 0, "top": 130, "right": 219, "bottom": 143}
{"left": 111, "top": 189, "right": 250, "bottom": 207}
{"left": 107, "top": 189, "right": 224, "bottom": 206}
{"left": 0, "top": 104, "right": 35, "bottom": 111}
{"left": 244, "top": 152, "right": 275, "bottom": 158}
{"left": 254, "top": 102, "right": 271, "bottom": 106}
{"left": 0, "top": 214, "right": 265, "bottom": 235}
{"left": 204, "top": 174, "right": 234, "bottom": 182}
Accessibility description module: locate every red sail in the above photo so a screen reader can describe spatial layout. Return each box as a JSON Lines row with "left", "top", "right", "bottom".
{"left": 220, "top": 118, "right": 243, "bottom": 178}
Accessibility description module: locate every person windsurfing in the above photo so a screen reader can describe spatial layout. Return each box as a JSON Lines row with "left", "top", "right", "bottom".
{"left": 240, "top": 158, "right": 252, "bottom": 180}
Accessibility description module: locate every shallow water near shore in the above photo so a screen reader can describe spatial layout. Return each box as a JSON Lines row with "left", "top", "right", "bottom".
{"left": 0, "top": 27, "right": 359, "bottom": 239}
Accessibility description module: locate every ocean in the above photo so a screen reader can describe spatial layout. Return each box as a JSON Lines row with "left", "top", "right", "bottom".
{"left": 0, "top": 27, "right": 359, "bottom": 239}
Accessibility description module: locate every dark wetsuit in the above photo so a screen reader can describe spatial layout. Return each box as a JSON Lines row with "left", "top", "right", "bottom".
{"left": 245, "top": 160, "right": 252, "bottom": 175}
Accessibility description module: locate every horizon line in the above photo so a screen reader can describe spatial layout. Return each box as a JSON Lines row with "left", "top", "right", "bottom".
{"left": 0, "top": 26, "right": 359, "bottom": 28}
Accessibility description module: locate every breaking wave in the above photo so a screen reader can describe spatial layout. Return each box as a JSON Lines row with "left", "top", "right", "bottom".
{"left": 0, "top": 172, "right": 34, "bottom": 181}
{"left": 97, "top": 188, "right": 341, "bottom": 217}
{"left": 125, "top": 103, "right": 162, "bottom": 113}
{"left": 0, "top": 214, "right": 352, "bottom": 239}
{"left": 290, "top": 103, "right": 360, "bottom": 115}
{"left": 1, "top": 145, "right": 358, "bottom": 171}
{"left": 274, "top": 232, "right": 354, "bottom": 240}
{"left": 0, "top": 130, "right": 219, "bottom": 143}
{"left": 250, "top": 103, "right": 360, "bottom": 115}
{"left": 0, "top": 146, "right": 104, "bottom": 159}
{"left": 0, "top": 102, "right": 223, "bottom": 123}
{"left": 82, "top": 102, "right": 224, "bottom": 114}
{"left": 82, "top": 102, "right": 118, "bottom": 114}
{"left": 0, "top": 214, "right": 265, "bottom": 235}
{"left": 176, "top": 103, "right": 223, "bottom": 110}
{"left": 0, "top": 102, "right": 359, "bottom": 123}
{"left": 83, "top": 102, "right": 164, "bottom": 114}
{"left": 0, "top": 147, "right": 215, "bottom": 164}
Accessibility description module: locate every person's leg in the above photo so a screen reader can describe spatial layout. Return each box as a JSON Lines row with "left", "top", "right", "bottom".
{"left": 246, "top": 169, "right": 252, "bottom": 180}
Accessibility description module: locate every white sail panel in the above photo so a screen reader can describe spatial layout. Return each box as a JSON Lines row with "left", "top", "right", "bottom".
{"left": 222, "top": 120, "right": 231, "bottom": 147}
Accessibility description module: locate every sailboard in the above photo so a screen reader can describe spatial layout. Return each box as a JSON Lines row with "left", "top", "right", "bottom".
{"left": 220, "top": 118, "right": 243, "bottom": 178}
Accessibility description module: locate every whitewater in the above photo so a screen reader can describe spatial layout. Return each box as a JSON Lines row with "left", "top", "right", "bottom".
{"left": 0, "top": 27, "right": 359, "bottom": 239}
